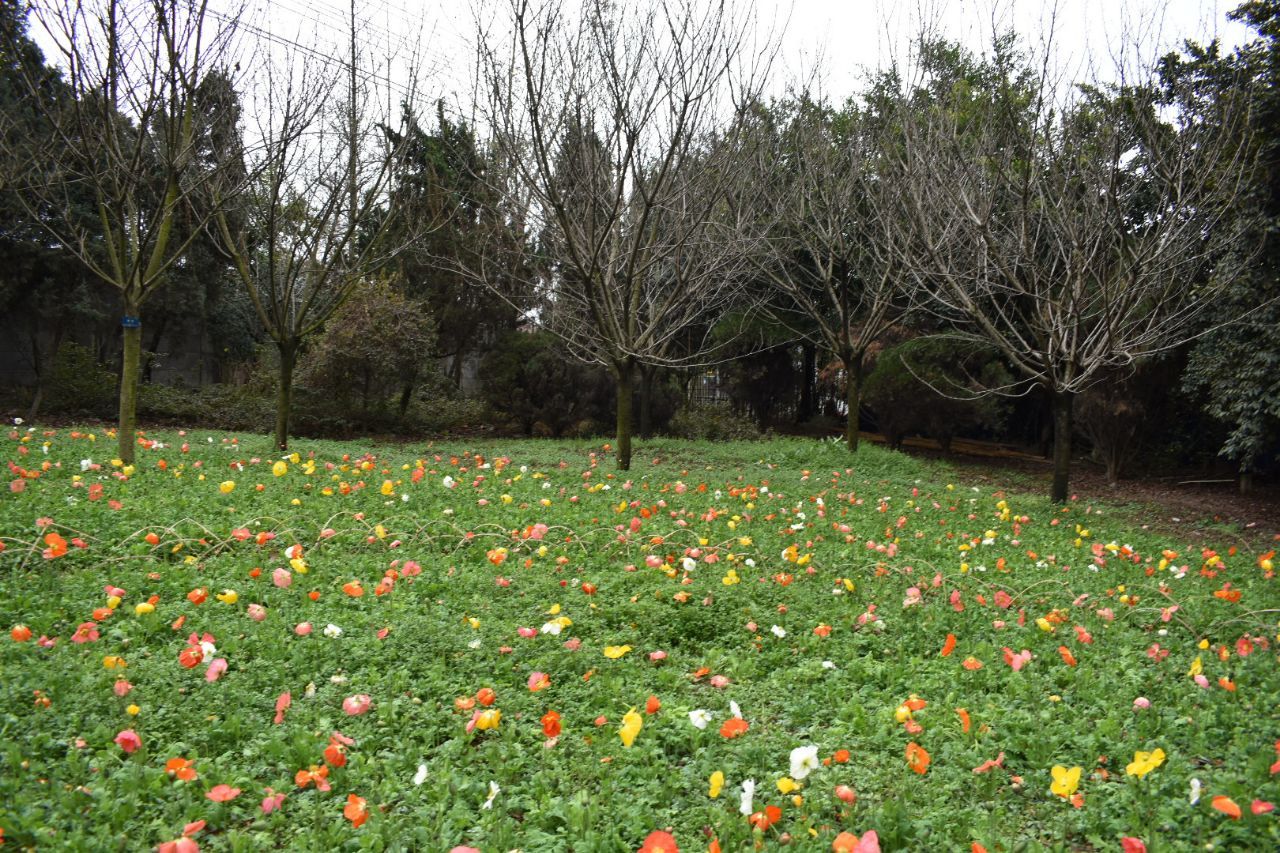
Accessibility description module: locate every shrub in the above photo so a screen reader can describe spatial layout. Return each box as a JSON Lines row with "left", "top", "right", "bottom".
{"left": 45, "top": 342, "right": 116, "bottom": 416}
{"left": 666, "top": 403, "right": 761, "bottom": 441}
{"left": 480, "top": 332, "right": 615, "bottom": 436}
{"left": 863, "top": 337, "right": 1011, "bottom": 451}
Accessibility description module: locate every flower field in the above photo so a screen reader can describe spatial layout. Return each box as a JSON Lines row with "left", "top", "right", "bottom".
{"left": 1, "top": 427, "right": 1277, "bottom": 852}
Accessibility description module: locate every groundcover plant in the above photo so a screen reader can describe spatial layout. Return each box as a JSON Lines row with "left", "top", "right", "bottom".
{"left": 0, "top": 427, "right": 1277, "bottom": 851}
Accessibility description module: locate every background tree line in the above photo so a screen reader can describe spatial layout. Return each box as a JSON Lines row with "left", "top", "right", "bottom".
{"left": 1, "top": 0, "right": 1277, "bottom": 499}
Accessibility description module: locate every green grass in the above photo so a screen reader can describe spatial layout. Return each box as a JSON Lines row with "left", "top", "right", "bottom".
{"left": 1, "top": 427, "right": 1277, "bottom": 852}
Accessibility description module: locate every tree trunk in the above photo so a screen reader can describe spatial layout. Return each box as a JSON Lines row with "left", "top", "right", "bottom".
{"left": 398, "top": 381, "right": 414, "bottom": 420}
{"left": 118, "top": 304, "right": 142, "bottom": 464}
{"left": 1240, "top": 470, "right": 1254, "bottom": 495}
{"left": 1105, "top": 447, "right": 1120, "bottom": 487}
{"left": 142, "top": 315, "right": 167, "bottom": 384}
{"left": 1050, "top": 389, "right": 1074, "bottom": 503}
{"left": 799, "top": 343, "right": 816, "bottom": 424}
{"left": 843, "top": 353, "right": 862, "bottom": 452}
{"left": 275, "top": 341, "right": 298, "bottom": 452}
{"left": 638, "top": 364, "right": 656, "bottom": 438}
{"left": 614, "top": 359, "right": 635, "bottom": 471}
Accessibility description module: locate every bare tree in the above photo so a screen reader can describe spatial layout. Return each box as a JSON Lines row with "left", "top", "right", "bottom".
{"left": 736, "top": 94, "right": 906, "bottom": 451}
{"left": 1, "top": 0, "right": 243, "bottom": 463}
{"left": 477, "top": 0, "right": 769, "bottom": 469}
{"left": 885, "top": 34, "right": 1256, "bottom": 501}
{"left": 211, "top": 15, "right": 423, "bottom": 451}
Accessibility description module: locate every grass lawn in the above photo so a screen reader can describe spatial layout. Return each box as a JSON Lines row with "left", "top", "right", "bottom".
{"left": 1, "top": 426, "right": 1277, "bottom": 852}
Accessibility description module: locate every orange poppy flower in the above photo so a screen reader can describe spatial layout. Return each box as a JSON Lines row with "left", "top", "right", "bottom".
{"left": 1211, "top": 795, "right": 1242, "bottom": 819}
{"left": 905, "top": 742, "right": 931, "bottom": 774}
{"left": 344, "top": 793, "right": 369, "bottom": 828}
{"left": 719, "top": 718, "right": 750, "bottom": 739}
{"left": 748, "top": 805, "right": 782, "bottom": 831}
{"left": 541, "top": 710, "right": 561, "bottom": 738}
{"left": 187, "top": 588, "right": 207, "bottom": 605}
{"left": 178, "top": 645, "right": 204, "bottom": 669}
{"left": 645, "top": 695, "right": 661, "bottom": 715}
{"left": 1058, "top": 646, "right": 1078, "bottom": 667}
{"left": 342, "top": 580, "right": 364, "bottom": 598}
{"left": 165, "top": 757, "right": 197, "bottom": 782}
{"left": 956, "top": 708, "right": 971, "bottom": 734}
{"left": 476, "top": 687, "right": 496, "bottom": 707}
{"left": 295, "top": 764, "right": 331, "bottom": 791}
{"left": 638, "top": 829, "right": 679, "bottom": 853}
{"left": 940, "top": 633, "right": 957, "bottom": 657}
{"left": 962, "top": 656, "right": 984, "bottom": 670}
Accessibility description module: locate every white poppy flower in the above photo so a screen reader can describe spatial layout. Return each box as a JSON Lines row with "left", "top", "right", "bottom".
{"left": 482, "top": 780, "right": 500, "bottom": 809}
{"left": 413, "top": 764, "right": 428, "bottom": 786}
{"left": 688, "top": 709, "right": 712, "bottom": 729}
{"left": 323, "top": 623, "right": 343, "bottom": 638}
{"left": 739, "top": 779, "right": 756, "bottom": 816}
{"left": 790, "top": 745, "right": 820, "bottom": 780}
{"left": 771, "top": 625, "right": 787, "bottom": 638}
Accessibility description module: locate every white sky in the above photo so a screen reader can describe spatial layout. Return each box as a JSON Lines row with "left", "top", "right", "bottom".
{"left": 29, "top": 0, "right": 1256, "bottom": 117}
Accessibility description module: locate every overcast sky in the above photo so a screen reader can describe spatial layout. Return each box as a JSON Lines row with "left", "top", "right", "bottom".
{"left": 28, "top": 0, "right": 1256, "bottom": 114}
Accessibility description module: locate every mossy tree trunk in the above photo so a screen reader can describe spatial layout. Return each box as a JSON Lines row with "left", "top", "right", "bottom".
{"left": 614, "top": 358, "right": 635, "bottom": 471}
{"left": 117, "top": 301, "right": 142, "bottom": 464}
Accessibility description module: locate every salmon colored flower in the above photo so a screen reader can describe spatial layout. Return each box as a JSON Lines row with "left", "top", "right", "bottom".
{"left": 273, "top": 692, "right": 291, "bottom": 725}
{"left": 833, "top": 831, "right": 880, "bottom": 853}
{"left": 206, "top": 784, "right": 240, "bottom": 802}
{"left": 527, "top": 671, "right": 551, "bottom": 692}
{"left": 962, "top": 656, "right": 983, "bottom": 670}
{"left": 342, "top": 694, "right": 372, "bottom": 716}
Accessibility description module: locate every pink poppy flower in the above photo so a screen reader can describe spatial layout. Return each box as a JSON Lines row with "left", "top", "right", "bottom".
{"left": 272, "top": 568, "right": 292, "bottom": 588}
{"left": 342, "top": 694, "right": 372, "bottom": 715}
{"left": 527, "top": 671, "right": 550, "bottom": 692}
{"left": 294, "top": 622, "right": 312, "bottom": 636}
{"left": 246, "top": 604, "right": 267, "bottom": 622}
{"left": 517, "top": 627, "right": 537, "bottom": 638}
{"left": 648, "top": 650, "right": 667, "bottom": 661}
{"left": 114, "top": 729, "right": 141, "bottom": 753}
{"left": 562, "top": 637, "right": 582, "bottom": 651}
{"left": 261, "top": 789, "right": 286, "bottom": 814}
{"left": 205, "top": 658, "right": 228, "bottom": 683}
{"left": 709, "top": 675, "right": 731, "bottom": 688}
{"left": 113, "top": 680, "right": 134, "bottom": 697}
